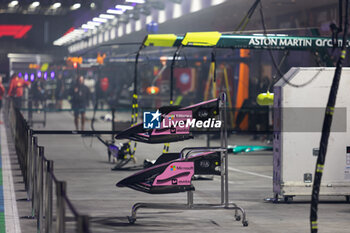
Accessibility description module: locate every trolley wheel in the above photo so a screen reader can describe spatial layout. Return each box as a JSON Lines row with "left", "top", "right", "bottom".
{"left": 243, "top": 220, "right": 248, "bottom": 227}
{"left": 128, "top": 216, "right": 136, "bottom": 224}
{"left": 235, "top": 215, "right": 241, "bottom": 221}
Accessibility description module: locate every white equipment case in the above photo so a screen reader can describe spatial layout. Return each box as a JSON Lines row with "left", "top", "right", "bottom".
{"left": 273, "top": 67, "right": 350, "bottom": 201}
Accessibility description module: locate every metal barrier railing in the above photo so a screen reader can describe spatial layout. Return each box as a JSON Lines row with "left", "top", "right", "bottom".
{"left": 4, "top": 98, "right": 90, "bottom": 233}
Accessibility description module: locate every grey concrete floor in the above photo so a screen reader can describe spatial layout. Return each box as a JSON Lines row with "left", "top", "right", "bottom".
{"left": 11, "top": 110, "right": 350, "bottom": 233}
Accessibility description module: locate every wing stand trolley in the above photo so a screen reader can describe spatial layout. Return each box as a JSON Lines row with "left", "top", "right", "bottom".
{"left": 117, "top": 93, "right": 248, "bottom": 227}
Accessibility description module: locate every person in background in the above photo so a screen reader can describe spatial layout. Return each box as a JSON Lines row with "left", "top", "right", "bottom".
{"left": 0, "top": 76, "right": 5, "bottom": 112}
{"left": 31, "top": 78, "right": 46, "bottom": 109}
{"left": 55, "top": 73, "right": 65, "bottom": 109}
{"left": 69, "top": 75, "right": 90, "bottom": 131}
{"left": 8, "top": 73, "right": 30, "bottom": 109}
{"left": 99, "top": 76, "right": 109, "bottom": 109}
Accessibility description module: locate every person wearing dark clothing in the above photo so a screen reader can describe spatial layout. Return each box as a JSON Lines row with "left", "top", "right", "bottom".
{"left": 55, "top": 73, "right": 65, "bottom": 109}
{"left": 70, "top": 76, "right": 90, "bottom": 130}
{"left": 235, "top": 97, "right": 258, "bottom": 132}
{"left": 235, "top": 76, "right": 271, "bottom": 140}
{"left": 31, "top": 78, "right": 46, "bottom": 109}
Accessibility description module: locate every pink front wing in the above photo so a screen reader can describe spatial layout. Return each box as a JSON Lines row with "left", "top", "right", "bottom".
{"left": 153, "top": 162, "right": 194, "bottom": 186}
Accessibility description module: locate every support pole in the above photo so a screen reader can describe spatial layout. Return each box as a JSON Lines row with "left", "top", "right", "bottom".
{"left": 37, "top": 146, "right": 44, "bottom": 233}
{"left": 45, "top": 160, "right": 53, "bottom": 233}
{"left": 187, "top": 191, "right": 194, "bottom": 207}
{"left": 32, "top": 137, "right": 38, "bottom": 217}
{"left": 111, "top": 108, "right": 115, "bottom": 142}
{"left": 220, "top": 94, "right": 225, "bottom": 205}
{"left": 28, "top": 97, "right": 33, "bottom": 127}
{"left": 77, "top": 215, "right": 90, "bottom": 233}
{"left": 219, "top": 93, "right": 229, "bottom": 206}
{"left": 223, "top": 93, "right": 229, "bottom": 206}
{"left": 26, "top": 129, "right": 32, "bottom": 201}
{"left": 56, "top": 181, "right": 66, "bottom": 233}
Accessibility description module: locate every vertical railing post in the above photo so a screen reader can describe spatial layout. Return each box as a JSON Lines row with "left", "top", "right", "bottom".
{"left": 35, "top": 141, "right": 39, "bottom": 218}
{"left": 187, "top": 191, "right": 194, "bottom": 207}
{"left": 26, "top": 129, "right": 32, "bottom": 201}
{"left": 45, "top": 160, "right": 53, "bottom": 233}
{"left": 9, "top": 100, "right": 15, "bottom": 136}
{"left": 29, "top": 136, "right": 35, "bottom": 216}
{"left": 223, "top": 93, "right": 229, "bottom": 207}
{"left": 77, "top": 215, "right": 90, "bottom": 233}
{"left": 219, "top": 92, "right": 229, "bottom": 207}
{"left": 43, "top": 100, "right": 47, "bottom": 127}
{"left": 37, "top": 146, "right": 44, "bottom": 233}
{"left": 28, "top": 97, "right": 33, "bottom": 127}
{"left": 219, "top": 94, "right": 225, "bottom": 205}
{"left": 56, "top": 181, "right": 66, "bottom": 233}
{"left": 7, "top": 97, "right": 91, "bottom": 233}
{"left": 32, "top": 137, "right": 38, "bottom": 218}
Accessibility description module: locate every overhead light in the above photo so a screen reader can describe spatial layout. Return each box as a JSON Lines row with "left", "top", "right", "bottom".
{"left": 52, "top": 2, "right": 62, "bottom": 9}
{"left": 211, "top": 0, "right": 226, "bottom": 6}
{"left": 73, "top": 29, "right": 85, "bottom": 34}
{"left": 93, "top": 17, "right": 108, "bottom": 23}
{"left": 29, "top": 1, "right": 40, "bottom": 9}
{"left": 90, "top": 2, "right": 96, "bottom": 9}
{"left": 173, "top": 3, "right": 182, "bottom": 18}
{"left": 125, "top": 0, "right": 145, "bottom": 3}
{"left": 99, "top": 14, "right": 115, "bottom": 19}
{"left": 53, "top": 28, "right": 86, "bottom": 46}
{"left": 87, "top": 21, "right": 100, "bottom": 27}
{"left": 68, "top": 30, "right": 84, "bottom": 37}
{"left": 146, "top": 86, "right": 159, "bottom": 95}
{"left": 82, "top": 24, "right": 95, "bottom": 30}
{"left": 70, "top": 3, "right": 81, "bottom": 10}
{"left": 8, "top": 1, "right": 19, "bottom": 8}
{"left": 106, "top": 9, "right": 123, "bottom": 15}
{"left": 115, "top": 5, "right": 134, "bottom": 11}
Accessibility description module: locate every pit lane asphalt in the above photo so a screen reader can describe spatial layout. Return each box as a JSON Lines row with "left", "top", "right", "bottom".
{"left": 11, "top": 110, "right": 350, "bottom": 233}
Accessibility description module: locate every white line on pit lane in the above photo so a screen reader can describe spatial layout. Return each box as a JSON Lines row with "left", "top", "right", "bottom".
{"left": 228, "top": 167, "right": 272, "bottom": 179}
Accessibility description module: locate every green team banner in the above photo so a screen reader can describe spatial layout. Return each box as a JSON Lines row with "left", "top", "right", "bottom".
{"left": 143, "top": 31, "right": 350, "bottom": 50}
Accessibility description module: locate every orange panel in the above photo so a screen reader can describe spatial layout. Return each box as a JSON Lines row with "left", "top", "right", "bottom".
{"left": 235, "top": 54, "right": 250, "bottom": 129}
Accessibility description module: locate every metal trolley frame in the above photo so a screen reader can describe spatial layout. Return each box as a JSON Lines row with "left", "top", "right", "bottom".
{"left": 126, "top": 93, "right": 248, "bottom": 227}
